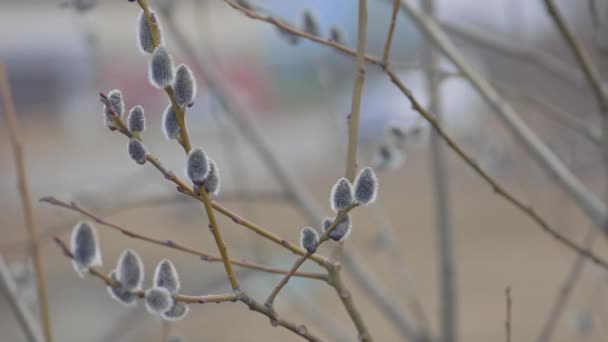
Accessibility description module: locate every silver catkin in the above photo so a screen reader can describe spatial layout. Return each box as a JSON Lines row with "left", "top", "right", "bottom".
{"left": 104, "top": 89, "right": 124, "bottom": 128}
{"left": 116, "top": 249, "right": 144, "bottom": 291}
{"left": 299, "top": 227, "right": 319, "bottom": 253}
{"left": 107, "top": 270, "right": 137, "bottom": 306}
{"left": 149, "top": 46, "right": 174, "bottom": 89}
{"left": 173, "top": 64, "right": 197, "bottom": 107}
{"left": 330, "top": 178, "right": 353, "bottom": 212}
{"left": 72, "top": 0, "right": 97, "bottom": 12}
{"left": 162, "top": 104, "right": 180, "bottom": 140}
{"left": 329, "top": 26, "right": 346, "bottom": 44}
{"left": 153, "top": 259, "right": 180, "bottom": 294}
{"left": 70, "top": 221, "right": 102, "bottom": 276}
{"left": 137, "top": 10, "right": 163, "bottom": 54}
{"left": 186, "top": 148, "right": 209, "bottom": 184}
{"left": 127, "top": 105, "right": 146, "bottom": 133}
{"left": 354, "top": 167, "right": 378, "bottom": 205}
{"left": 373, "top": 143, "right": 404, "bottom": 172}
{"left": 202, "top": 159, "right": 220, "bottom": 195}
{"left": 128, "top": 138, "right": 148, "bottom": 165}
{"left": 322, "top": 217, "right": 332, "bottom": 232}
{"left": 276, "top": 25, "right": 300, "bottom": 45}
{"left": 145, "top": 287, "right": 174, "bottom": 314}
{"left": 302, "top": 9, "right": 319, "bottom": 37}
{"left": 161, "top": 301, "right": 190, "bottom": 321}
{"left": 327, "top": 214, "right": 352, "bottom": 242}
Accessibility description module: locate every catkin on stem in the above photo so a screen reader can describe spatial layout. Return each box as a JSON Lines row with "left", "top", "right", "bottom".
{"left": 70, "top": 221, "right": 102, "bottom": 276}
{"left": 300, "top": 227, "right": 320, "bottom": 253}
{"left": 153, "top": 259, "right": 180, "bottom": 294}
{"left": 354, "top": 167, "right": 378, "bottom": 205}
{"left": 145, "top": 287, "right": 174, "bottom": 314}
{"left": 149, "top": 46, "right": 174, "bottom": 89}
{"left": 330, "top": 178, "right": 353, "bottom": 212}
{"left": 116, "top": 249, "right": 144, "bottom": 291}
{"left": 173, "top": 64, "right": 197, "bottom": 107}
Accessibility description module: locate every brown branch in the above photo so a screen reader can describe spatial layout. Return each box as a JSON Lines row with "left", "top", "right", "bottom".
{"left": 39, "top": 197, "right": 328, "bottom": 282}
{"left": 345, "top": 0, "right": 368, "bottom": 182}
{"left": 221, "top": 0, "right": 608, "bottom": 271}
{"left": 0, "top": 60, "right": 53, "bottom": 342}
{"left": 383, "top": 0, "right": 401, "bottom": 65}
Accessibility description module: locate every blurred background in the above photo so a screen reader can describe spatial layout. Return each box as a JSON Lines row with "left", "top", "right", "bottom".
{"left": 1, "top": 0, "right": 607, "bottom": 341}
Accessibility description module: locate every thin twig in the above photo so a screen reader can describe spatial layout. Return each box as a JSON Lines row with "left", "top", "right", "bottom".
{"left": 39, "top": 197, "right": 328, "bottom": 282}
{"left": 536, "top": 227, "right": 597, "bottom": 342}
{"left": 505, "top": 286, "right": 512, "bottom": 342}
{"left": 383, "top": 0, "right": 400, "bottom": 66}
{"left": 0, "top": 60, "right": 53, "bottom": 342}
{"left": 543, "top": 0, "right": 608, "bottom": 117}
{"left": 420, "top": 1, "right": 457, "bottom": 341}
{"left": 1, "top": 191, "right": 286, "bottom": 254}
{"left": 220, "top": 0, "right": 608, "bottom": 270}
{"left": 0, "top": 255, "right": 44, "bottom": 342}
{"left": 345, "top": 0, "right": 368, "bottom": 182}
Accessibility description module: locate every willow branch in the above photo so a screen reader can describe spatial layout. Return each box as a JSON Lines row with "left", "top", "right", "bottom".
{"left": 39, "top": 197, "right": 327, "bottom": 282}
{"left": 54, "top": 236, "right": 321, "bottom": 341}
{"left": 0, "top": 255, "right": 44, "bottom": 342}
{"left": 383, "top": 0, "right": 400, "bottom": 65}
{"left": 0, "top": 60, "right": 53, "bottom": 342}
{"left": 221, "top": 0, "right": 608, "bottom": 270}
{"left": 345, "top": 0, "right": 368, "bottom": 182}
{"left": 136, "top": 0, "right": 191, "bottom": 152}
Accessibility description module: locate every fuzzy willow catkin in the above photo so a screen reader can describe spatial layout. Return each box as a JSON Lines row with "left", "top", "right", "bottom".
{"left": 154, "top": 259, "right": 180, "bottom": 294}
{"left": 128, "top": 138, "right": 148, "bottom": 165}
{"left": 127, "top": 105, "right": 146, "bottom": 133}
{"left": 300, "top": 227, "right": 319, "bottom": 253}
{"left": 116, "top": 249, "right": 144, "bottom": 291}
{"left": 329, "top": 26, "right": 345, "bottom": 44}
{"left": 145, "top": 287, "right": 174, "bottom": 314}
{"left": 149, "top": 46, "right": 174, "bottom": 89}
{"left": 161, "top": 301, "right": 190, "bottom": 321}
{"left": 324, "top": 214, "right": 353, "bottom": 241}
{"left": 107, "top": 270, "right": 137, "bottom": 306}
{"left": 330, "top": 178, "right": 353, "bottom": 212}
{"left": 302, "top": 10, "right": 319, "bottom": 37}
{"left": 354, "top": 167, "right": 378, "bottom": 205}
{"left": 104, "top": 89, "right": 124, "bottom": 128}
{"left": 70, "top": 221, "right": 102, "bottom": 276}
{"left": 173, "top": 64, "right": 197, "bottom": 107}
{"left": 186, "top": 148, "right": 209, "bottom": 184}
{"left": 137, "top": 10, "right": 163, "bottom": 54}
{"left": 162, "top": 104, "right": 180, "bottom": 140}
{"left": 202, "top": 159, "right": 220, "bottom": 195}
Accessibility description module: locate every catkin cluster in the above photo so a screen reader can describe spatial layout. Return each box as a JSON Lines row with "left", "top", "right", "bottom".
{"left": 69, "top": 221, "right": 189, "bottom": 321}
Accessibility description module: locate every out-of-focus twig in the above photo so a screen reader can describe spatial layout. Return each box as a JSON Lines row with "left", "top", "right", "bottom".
{"left": 0, "top": 59, "right": 53, "bottom": 342}
{"left": 420, "top": 1, "right": 457, "bottom": 341}
{"left": 0, "top": 255, "right": 44, "bottom": 342}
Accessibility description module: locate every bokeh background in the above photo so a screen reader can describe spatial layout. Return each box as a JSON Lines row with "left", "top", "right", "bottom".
{"left": 1, "top": 0, "right": 607, "bottom": 341}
